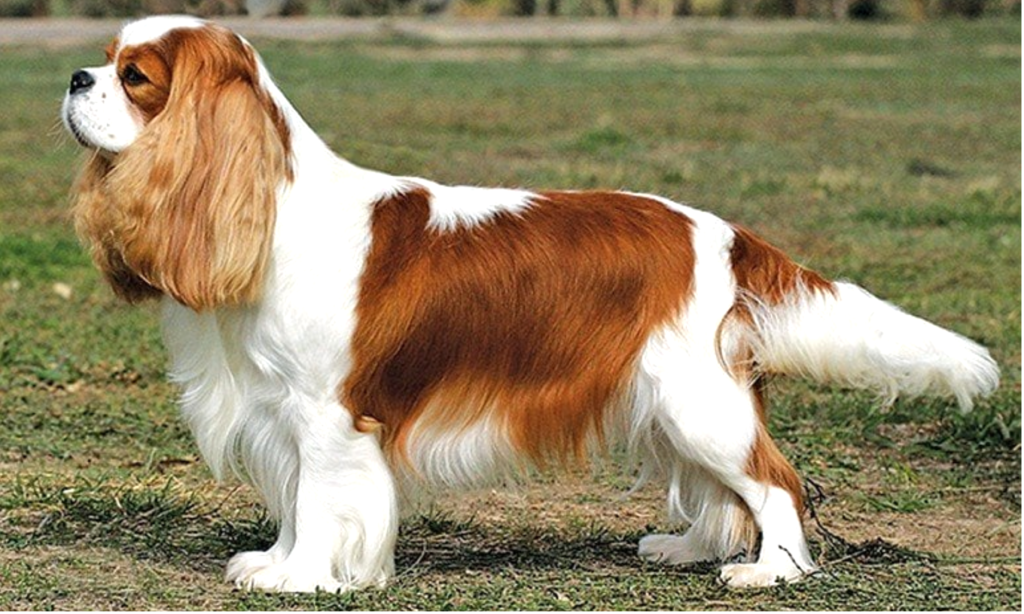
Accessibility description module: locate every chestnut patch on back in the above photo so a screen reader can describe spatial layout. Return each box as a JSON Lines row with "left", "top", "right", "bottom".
{"left": 343, "top": 188, "right": 697, "bottom": 469}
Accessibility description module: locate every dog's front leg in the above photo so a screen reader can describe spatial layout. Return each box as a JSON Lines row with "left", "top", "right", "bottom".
{"left": 228, "top": 402, "right": 398, "bottom": 593}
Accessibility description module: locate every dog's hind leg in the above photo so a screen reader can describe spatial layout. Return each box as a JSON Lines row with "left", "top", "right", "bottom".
{"left": 636, "top": 326, "right": 814, "bottom": 588}
{"left": 638, "top": 460, "right": 756, "bottom": 566}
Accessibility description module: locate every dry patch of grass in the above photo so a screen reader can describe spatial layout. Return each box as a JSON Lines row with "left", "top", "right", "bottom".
{"left": 0, "top": 545, "right": 233, "bottom": 611}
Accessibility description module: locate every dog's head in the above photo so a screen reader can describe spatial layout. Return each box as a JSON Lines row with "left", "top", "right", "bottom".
{"left": 63, "top": 16, "right": 292, "bottom": 310}
{"left": 62, "top": 16, "right": 293, "bottom": 156}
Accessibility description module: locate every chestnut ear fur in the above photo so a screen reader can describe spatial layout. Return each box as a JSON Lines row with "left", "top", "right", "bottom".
{"left": 73, "top": 25, "right": 291, "bottom": 311}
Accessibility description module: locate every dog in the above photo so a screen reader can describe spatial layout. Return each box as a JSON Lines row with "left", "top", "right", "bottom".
{"left": 62, "top": 15, "right": 999, "bottom": 593}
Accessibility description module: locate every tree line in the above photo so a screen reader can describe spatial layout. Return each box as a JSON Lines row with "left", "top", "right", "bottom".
{"left": 0, "top": 0, "right": 1017, "bottom": 19}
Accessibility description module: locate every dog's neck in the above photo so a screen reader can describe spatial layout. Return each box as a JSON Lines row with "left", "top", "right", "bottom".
{"left": 255, "top": 59, "right": 357, "bottom": 178}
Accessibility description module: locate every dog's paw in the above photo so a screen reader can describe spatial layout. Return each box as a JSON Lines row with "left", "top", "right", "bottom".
{"left": 231, "top": 560, "right": 345, "bottom": 593}
{"left": 227, "top": 551, "right": 343, "bottom": 593}
{"left": 719, "top": 562, "right": 810, "bottom": 588}
{"left": 638, "top": 533, "right": 712, "bottom": 565}
{"left": 226, "top": 550, "right": 279, "bottom": 584}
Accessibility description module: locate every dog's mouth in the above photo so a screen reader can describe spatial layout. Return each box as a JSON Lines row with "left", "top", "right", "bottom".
{"left": 66, "top": 119, "right": 93, "bottom": 149}
{"left": 62, "top": 106, "right": 134, "bottom": 158}
{"left": 62, "top": 105, "right": 95, "bottom": 150}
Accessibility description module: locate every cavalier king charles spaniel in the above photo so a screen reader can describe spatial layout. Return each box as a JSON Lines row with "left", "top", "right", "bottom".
{"left": 62, "top": 16, "right": 998, "bottom": 593}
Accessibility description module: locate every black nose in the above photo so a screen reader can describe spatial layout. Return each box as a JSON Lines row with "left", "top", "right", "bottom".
{"left": 69, "top": 70, "right": 95, "bottom": 94}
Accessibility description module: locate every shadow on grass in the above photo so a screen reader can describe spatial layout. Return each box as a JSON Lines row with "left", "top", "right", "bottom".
{"left": 3, "top": 477, "right": 1019, "bottom": 610}
{"left": 1, "top": 477, "right": 723, "bottom": 581}
{"left": 0, "top": 478, "right": 274, "bottom": 573}
{"left": 3, "top": 475, "right": 943, "bottom": 577}
{"left": 394, "top": 511, "right": 661, "bottom": 575}
{"left": 4, "top": 478, "right": 659, "bottom": 576}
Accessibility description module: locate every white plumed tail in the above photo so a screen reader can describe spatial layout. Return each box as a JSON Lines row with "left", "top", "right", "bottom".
{"left": 747, "top": 281, "right": 999, "bottom": 411}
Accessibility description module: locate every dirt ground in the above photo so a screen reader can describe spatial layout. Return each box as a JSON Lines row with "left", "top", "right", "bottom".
{"left": 441, "top": 470, "right": 1021, "bottom": 560}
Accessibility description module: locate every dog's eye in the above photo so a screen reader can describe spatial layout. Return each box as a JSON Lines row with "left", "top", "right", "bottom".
{"left": 121, "top": 64, "right": 148, "bottom": 86}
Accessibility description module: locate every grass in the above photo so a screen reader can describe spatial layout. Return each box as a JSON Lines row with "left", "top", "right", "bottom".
{"left": 0, "top": 17, "right": 1020, "bottom": 610}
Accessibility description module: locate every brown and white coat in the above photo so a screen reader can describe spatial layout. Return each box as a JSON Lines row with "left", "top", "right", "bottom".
{"left": 63, "top": 16, "right": 999, "bottom": 593}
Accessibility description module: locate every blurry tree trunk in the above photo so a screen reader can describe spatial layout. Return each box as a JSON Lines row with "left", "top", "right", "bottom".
{"left": 794, "top": 0, "right": 810, "bottom": 15}
{"left": 755, "top": 0, "right": 798, "bottom": 16}
{"left": 511, "top": 0, "right": 536, "bottom": 14}
{"left": 831, "top": 0, "right": 848, "bottom": 18}
{"left": 939, "top": 0, "right": 988, "bottom": 16}
{"left": 603, "top": 0, "right": 617, "bottom": 15}
{"left": 909, "top": 0, "right": 928, "bottom": 19}
{"left": 674, "top": 0, "right": 692, "bottom": 15}
{"left": 546, "top": 0, "right": 559, "bottom": 15}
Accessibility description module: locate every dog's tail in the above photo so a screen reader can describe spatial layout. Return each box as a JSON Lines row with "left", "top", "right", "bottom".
{"left": 727, "top": 226, "right": 999, "bottom": 411}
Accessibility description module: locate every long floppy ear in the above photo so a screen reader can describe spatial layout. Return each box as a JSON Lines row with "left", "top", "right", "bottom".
{"left": 73, "top": 152, "right": 164, "bottom": 303}
{"left": 100, "top": 26, "right": 291, "bottom": 311}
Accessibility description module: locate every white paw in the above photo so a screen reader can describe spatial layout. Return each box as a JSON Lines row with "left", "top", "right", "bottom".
{"left": 227, "top": 554, "right": 344, "bottom": 594}
{"left": 719, "top": 562, "right": 809, "bottom": 588}
{"left": 638, "top": 534, "right": 712, "bottom": 565}
{"left": 233, "top": 561, "right": 345, "bottom": 593}
{"left": 225, "top": 550, "right": 279, "bottom": 584}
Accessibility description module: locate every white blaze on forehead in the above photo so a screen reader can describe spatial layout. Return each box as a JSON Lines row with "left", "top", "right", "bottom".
{"left": 118, "top": 15, "right": 207, "bottom": 50}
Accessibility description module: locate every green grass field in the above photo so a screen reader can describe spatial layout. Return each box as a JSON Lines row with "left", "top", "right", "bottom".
{"left": 0, "top": 17, "right": 1020, "bottom": 610}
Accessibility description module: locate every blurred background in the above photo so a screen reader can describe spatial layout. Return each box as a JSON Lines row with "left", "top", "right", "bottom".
{"left": 0, "top": 0, "right": 1019, "bottom": 20}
